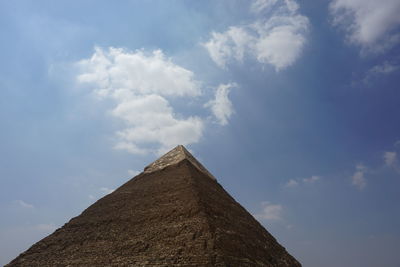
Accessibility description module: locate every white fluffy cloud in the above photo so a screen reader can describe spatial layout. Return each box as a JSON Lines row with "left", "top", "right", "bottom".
{"left": 77, "top": 47, "right": 205, "bottom": 155}
{"left": 205, "top": 83, "right": 236, "bottom": 125}
{"left": 255, "top": 201, "right": 283, "bottom": 221}
{"left": 78, "top": 48, "right": 201, "bottom": 98}
{"left": 204, "top": 28, "right": 253, "bottom": 69}
{"left": 352, "top": 164, "right": 366, "bottom": 190}
{"left": 204, "top": 0, "right": 309, "bottom": 71}
{"left": 330, "top": 0, "right": 400, "bottom": 52}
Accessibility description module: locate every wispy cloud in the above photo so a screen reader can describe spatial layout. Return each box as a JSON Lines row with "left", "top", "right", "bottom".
{"left": 255, "top": 201, "right": 283, "bottom": 221}
{"left": 303, "top": 175, "right": 320, "bottom": 184}
{"left": 384, "top": 151, "right": 397, "bottom": 167}
{"left": 363, "top": 61, "right": 399, "bottom": 84}
{"left": 384, "top": 151, "right": 400, "bottom": 173}
{"left": 16, "top": 200, "right": 34, "bottom": 209}
{"left": 250, "top": 0, "right": 278, "bottom": 14}
{"left": 330, "top": 0, "right": 400, "bottom": 53}
{"left": 350, "top": 145, "right": 399, "bottom": 191}
{"left": 205, "top": 83, "right": 236, "bottom": 125}
{"left": 352, "top": 164, "right": 367, "bottom": 190}
{"left": 100, "top": 187, "right": 114, "bottom": 195}
{"left": 285, "top": 179, "right": 299, "bottom": 187}
{"left": 203, "top": 0, "right": 309, "bottom": 71}
{"left": 369, "top": 61, "right": 399, "bottom": 75}
{"left": 285, "top": 175, "right": 320, "bottom": 187}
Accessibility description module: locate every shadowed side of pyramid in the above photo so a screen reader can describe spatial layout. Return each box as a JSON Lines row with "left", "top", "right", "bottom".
{"left": 185, "top": 160, "right": 300, "bottom": 266}
{"left": 7, "top": 145, "right": 301, "bottom": 266}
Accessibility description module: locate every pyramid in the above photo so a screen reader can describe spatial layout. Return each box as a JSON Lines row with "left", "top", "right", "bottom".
{"left": 7, "top": 145, "right": 301, "bottom": 266}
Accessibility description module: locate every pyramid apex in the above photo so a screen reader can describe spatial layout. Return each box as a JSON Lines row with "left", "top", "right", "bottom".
{"left": 144, "top": 145, "right": 216, "bottom": 180}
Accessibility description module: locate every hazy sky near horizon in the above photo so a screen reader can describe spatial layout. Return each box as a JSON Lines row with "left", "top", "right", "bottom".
{"left": 1, "top": 0, "right": 400, "bottom": 266}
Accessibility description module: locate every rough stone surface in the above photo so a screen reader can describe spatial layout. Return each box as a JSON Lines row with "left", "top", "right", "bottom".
{"left": 7, "top": 145, "right": 301, "bottom": 267}
{"left": 144, "top": 145, "right": 216, "bottom": 180}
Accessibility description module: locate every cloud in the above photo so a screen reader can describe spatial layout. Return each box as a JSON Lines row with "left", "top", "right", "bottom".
{"left": 100, "top": 187, "right": 114, "bottom": 195}
{"left": 369, "top": 61, "right": 399, "bottom": 75}
{"left": 330, "top": 0, "right": 400, "bottom": 52}
{"left": 203, "top": 27, "right": 253, "bottom": 69}
{"left": 78, "top": 48, "right": 201, "bottom": 98}
{"left": 203, "top": 0, "right": 309, "bottom": 71}
{"left": 205, "top": 83, "right": 236, "bottom": 125}
{"left": 384, "top": 151, "right": 397, "bottom": 167}
{"left": 77, "top": 47, "right": 205, "bottom": 155}
{"left": 250, "top": 0, "right": 278, "bottom": 14}
{"left": 255, "top": 201, "right": 283, "bottom": 221}
{"left": 285, "top": 179, "right": 299, "bottom": 187}
{"left": 352, "top": 164, "right": 367, "bottom": 190}
{"left": 285, "top": 175, "right": 320, "bottom": 187}
{"left": 303, "top": 175, "right": 320, "bottom": 183}
{"left": 363, "top": 61, "right": 399, "bottom": 84}
{"left": 16, "top": 200, "right": 34, "bottom": 209}
{"left": 384, "top": 151, "right": 400, "bottom": 173}
{"left": 252, "top": 15, "right": 309, "bottom": 70}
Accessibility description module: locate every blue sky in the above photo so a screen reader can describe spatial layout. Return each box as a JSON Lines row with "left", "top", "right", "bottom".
{"left": 1, "top": 0, "right": 400, "bottom": 266}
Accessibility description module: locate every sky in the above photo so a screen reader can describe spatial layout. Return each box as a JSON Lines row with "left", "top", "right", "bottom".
{"left": 1, "top": 0, "right": 400, "bottom": 266}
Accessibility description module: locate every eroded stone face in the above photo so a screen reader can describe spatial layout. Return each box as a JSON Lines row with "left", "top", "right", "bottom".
{"left": 144, "top": 145, "right": 216, "bottom": 180}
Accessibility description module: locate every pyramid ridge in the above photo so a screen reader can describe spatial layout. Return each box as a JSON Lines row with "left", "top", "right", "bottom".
{"left": 144, "top": 145, "right": 216, "bottom": 180}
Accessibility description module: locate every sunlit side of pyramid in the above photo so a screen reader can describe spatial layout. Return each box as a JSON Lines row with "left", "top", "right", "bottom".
{"left": 7, "top": 145, "right": 301, "bottom": 266}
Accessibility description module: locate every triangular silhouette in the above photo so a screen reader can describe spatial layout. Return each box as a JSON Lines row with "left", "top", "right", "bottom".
{"left": 7, "top": 145, "right": 301, "bottom": 266}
